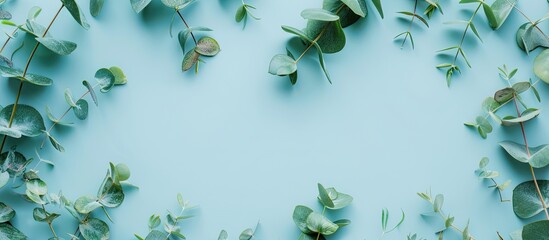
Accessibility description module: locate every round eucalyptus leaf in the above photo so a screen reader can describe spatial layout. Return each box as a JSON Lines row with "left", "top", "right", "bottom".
{"left": 95, "top": 68, "right": 115, "bottom": 93}
{"left": 305, "top": 212, "right": 339, "bottom": 235}
{"left": 115, "top": 163, "right": 130, "bottom": 182}
{"left": 499, "top": 141, "right": 549, "bottom": 168}
{"left": 516, "top": 23, "right": 549, "bottom": 52}
{"left": 74, "top": 196, "right": 101, "bottom": 214}
{"left": 301, "top": 8, "right": 340, "bottom": 22}
{"left": 109, "top": 66, "right": 127, "bottom": 85}
{"left": 513, "top": 82, "right": 531, "bottom": 94}
{"left": 0, "top": 104, "right": 46, "bottom": 138}
{"left": 512, "top": 180, "right": 549, "bottom": 219}
{"left": 293, "top": 205, "right": 314, "bottom": 234}
{"left": 317, "top": 183, "right": 335, "bottom": 208}
{"left": 325, "top": 187, "right": 353, "bottom": 210}
{"left": 481, "top": 97, "right": 500, "bottom": 113}
{"left": 182, "top": 48, "right": 200, "bottom": 71}
{"left": 26, "top": 178, "right": 47, "bottom": 196}
{"left": 0, "top": 171, "right": 8, "bottom": 189}
{"left": 98, "top": 177, "right": 124, "bottom": 208}
{"left": 60, "top": 0, "right": 90, "bottom": 30}
{"left": 239, "top": 228, "right": 253, "bottom": 240}
{"left": 64, "top": 89, "right": 77, "bottom": 107}
{"left": 522, "top": 220, "right": 549, "bottom": 240}
{"left": 0, "top": 151, "right": 30, "bottom": 177}
{"left": 25, "top": 189, "right": 45, "bottom": 205}
{"left": 79, "top": 218, "right": 110, "bottom": 240}
{"left": 195, "top": 37, "right": 220, "bottom": 56}
{"left": 90, "top": 0, "right": 105, "bottom": 17}
{"left": 494, "top": 87, "right": 515, "bottom": 103}
{"left": 73, "top": 99, "right": 89, "bottom": 120}
{"left": 0, "top": 223, "right": 27, "bottom": 240}
{"left": 32, "top": 207, "right": 59, "bottom": 223}
{"left": 269, "top": 54, "right": 297, "bottom": 76}
{"left": 341, "top": 0, "right": 367, "bottom": 17}
{"left": 0, "top": 66, "right": 52, "bottom": 86}
{"left": 131, "top": 0, "right": 152, "bottom": 13}
{"left": 0, "top": 202, "right": 15, "bottom": 223}
{"left": 304, "top": 19, "right": 346, "bottom": 54}
{"left": 534, "top": 49, "right": 549, "bottom": 84}
{"left": 161, "top": 0, "right": 194, "bottom": 9}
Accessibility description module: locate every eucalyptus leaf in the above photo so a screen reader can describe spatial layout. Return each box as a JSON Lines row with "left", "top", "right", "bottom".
{"left": 301, "top": 9, "right": 340, "bottom": 22}
{"left": 499, "top": 141, "right": 549, "bottom": 168}
{"left": 269, "top": 54, "right": 297, "bottom": 76}
{"left": 73, "top": 99, "right": 88, "bottom": 120}
{"left": 109, "top": 66, "right": 127, "bottom": 85}
{"left": 60, "top": 0, "right": 90, "bottom": 30}
{"left": 161, "top": 0, "right": 194, "bottom": 9}
{"left": 74, "top": 196, "right": 101, "bottom": 214}
{"left": 82, "top": 80, "right": 98, "bottom": 106}
{"left": 323, "top": 0, "right": 367, "bottom": 27}
{"left": 95, "top": 68, "right": 115, "bottom": 93}
{"left": 26, "top": 179, "right": 47, "bottom": 196}
{"left": 97, "top": 176, "right": 124, "bottom": 208}
{"left": 0, "top": 151, "right": 30, "bottom": 177}
{"left": 304, "top": 19, "right": 346, "bottom": 54}
{"left": 502, "top": 109, "right": 541, "bottom": 126}
{"left": 486, "top": 0, "right": 516, "bottom": 29}
{"left": 522, "top": 220, "right": 549, "bottom": 240}
{"left": 305, "top": 212, "right": 339, "bottom": 235}
{"left": 0, "top": 223, "right": 27, "bottom": 240}
{"left": 239, "top": 228, "right": 253, "bottom": 240}
{"left": 317, "top": 183, "right": 335, "bottom": 208}
{"left": 494, "top": 87, "right": 515, "bottom": 103}
{"left": 35, "top": 37, "right": 77, "bottom": 55}
{"left": 0, "top": 66, "right": 52, "bottom": 86}
{"left": 90, "top": 0, "right": 105, "bottom": 17}
{"left": 516, "top": 23, "right": 549, "bottom": 53}
{"left": 182, "top": 48, "right": 199, "bottom": 71}
{"left": 79, "top": 218, "right": 109, "bottom": 240}
{"left": 0, "top": 171, "right": 8, "bottom": 189}
{"left": 325, "top": 187, "right": 353, "bottom": 209}
{"left": 534, "top": 49, "right": 549, "bottom": 84}
{"left": 0, "top": 104, "right": 46, "bottom": 138}
{"left": 195, "top": 37, "right": 220, "bottom": 56}
{"left": 293, "top": 205, "right": 314, "bottom": 234}
{"left": 513, "top": 180, "right": 549, "bottom": 219}
{"left": 218, "top": 230, "right": 228, "bottom": 240}
{"left": 131, "top": 0, "right": 152, "bottom": 13}
{"left": 0, "top": 203, "right": 15, "bottom": 223}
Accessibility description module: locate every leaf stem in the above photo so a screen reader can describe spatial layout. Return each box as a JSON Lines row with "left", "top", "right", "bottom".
{"left": 451, "top": 3, "right": 482, "bottom": 66}
{"left": 176, "top": 10, "right": 197, "bottom": 45}
{"left": 41, "top": 204, "right": 58, "bottom": 238}
{"left": 0, "top": 28, "right": 19, "bottom": 55}
{"left": 400, "top": 0, "right": 419, "bottom": 49}
{"left": 510, "top": 3, "right": 549, "bottom": 43}
{"left": 0, "top": 3, "right": 64, "bottom": 154}
{"left": 512, "top": 96, "right": 549, "bottom": 220}
{"left": 489, "top": 178, "right": 509, "bottom": 202}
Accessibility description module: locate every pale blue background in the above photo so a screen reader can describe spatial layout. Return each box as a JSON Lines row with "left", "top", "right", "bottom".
{"left": 1, "top": 0, "right": 549, "bottom": 239}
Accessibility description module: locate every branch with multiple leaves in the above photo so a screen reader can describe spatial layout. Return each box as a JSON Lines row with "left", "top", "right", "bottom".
{"left": 235, "top": 0, "right": 260, "bottom": 29}
{"left": 394, "top": 0, "right": 435, "bottom": 49}
{"left": 134, "top": 193, "right": 194, "bottom": 239}
{"left": 475, "top": 157, "right": 511, "bottom": 202}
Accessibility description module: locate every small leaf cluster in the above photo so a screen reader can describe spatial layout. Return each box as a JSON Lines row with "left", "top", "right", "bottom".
{"left": 293, "top": 183, "right": 352, "bottom": 239}
{"left": 475, "top": 157, "right": 511, "bottom": 202}
{"left": 217, "top": 221, "right": 259, "bottom": 240}
{"left": 465, "top": 65, "right": 540, "bottom": 139}
{"left": 235, "top": 0, "right": 260, "bottom": 29}
{"left": 418, "top": 190, "right": 474, "bottom": 239}
{"left": 0, "top": 202, "right": 26, "bottom": 239}
{"left": 394, "top": 0, "right": 442, "bottom": 49}
{"left": 269, "top": 0, "right": 371, "bottom": 85}
{"left": 135, "top": 193, "right": 194, "bottom": 240}
{"left": 379, "top": 208, "right": 405, "bottom": 239}
{"left": 437, "top": 0, "right": 516, "bottom": 86}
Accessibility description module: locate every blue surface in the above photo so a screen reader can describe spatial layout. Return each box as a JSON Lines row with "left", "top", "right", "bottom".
{"left": 1, "top": 0, "right": 549, "bottom": 239}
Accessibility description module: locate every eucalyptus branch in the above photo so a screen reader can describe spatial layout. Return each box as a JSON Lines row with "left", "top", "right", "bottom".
{"left": 176, "top": 10, "right": 196, "bottom": 45}
{"left": 0, "top": 3, "right": 64, "bottom": 153}
{"left": 394, "top": 0, "right": 430, "bottom": 49}
{"left": 41, "top": 204, "right": 59, "bottom": 239}
{"left": 0, "top": 27, "right": 18, "bottom": 54}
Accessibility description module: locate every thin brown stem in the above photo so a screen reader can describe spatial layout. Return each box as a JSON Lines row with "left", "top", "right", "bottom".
{"left": 512, "top": 97, "right": 549, "bottom": 220}
{"left": 176, "top": 10, "right": 197, "bottom": 45}
{"left": 0, "top": 4, "right": 64, "bottom": 154}
{"left": 511, "top": 3, "right": 549, "bottom": 43}
{"left": 0, "top": 28, "right": 19, "bottom": 55}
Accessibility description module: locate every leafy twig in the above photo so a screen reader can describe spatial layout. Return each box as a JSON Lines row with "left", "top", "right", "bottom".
{"left": 394, "top": 0, "right": 430, "bottom": 49}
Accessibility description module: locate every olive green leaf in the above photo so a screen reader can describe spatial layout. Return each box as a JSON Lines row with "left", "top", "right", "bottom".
{"left": 114, "top": 163, "right": 130, "bottom": 182}
{"left": 301, "top": 9, "right": 340, "bottom": 22}
{"left": 90, "top": 0, "right": 105, "bottom": 17}
{"left": 341, "top": 0, "right": 367, "bottom": 17}
{"left": 500, "top": 141, "right": 549, "bottom": 168}
{"left": 485, "top": 0, "right": 516, "bottom": 29}
{"left": 195, "top": 37, "right": 220, "bottom": 56}
{"left": 182, "top": 49, "right": 200, "bottom": 72}
{"left": 239, "top": 228, "right": 253, "bottom": 240}
{"left": 75, "top": 196, "right": 101, "bottom": 214}
{"left": 516, "top": 21, "right": 549, "bottom": 53}
{"left": 60, "top": 0, "right": 90, "bottom": 30}
{"left": 0, "top": 151, "right": 31, "bottom": 177}
{"left": 95, "top": 68, "right": 115, "bottom": 93}
{"left": 235, "top": 5, "right": 246, "bottom": 22}
{"left": 109, "top": 66, "right": 128, "bottom": 85}
{"left": 513, "top": 180, "right": 549, "bottom": 219}
{"left": 82, "top": 80, "right": 98, "bottom": 106}
{"left": 293, "top": 205, "right": 314, "bottom": 234}
{"left": 80, "top": 218, "right": 110, "bottom": 240}
{"left": 522, "top": 220, "right": 549, "bottom": 240}
{"left": 372, "top": 0, "right": 383, "bottom": 18}
{"left": 269, "top": 54, "right": 297, "bottom": 76}
{"left": 26, "top": 179, "right": 47, "bottom": 196}
{"left": 131, "top": 0, "right": 152, "bottom": 13}
{"left": 0, "top": 203, "right": 15, "bottom": 223}
{"left": 0, "top": 66, "right": 53, "bottom": 86}
{"left": 513, "top": 82, "right": 531, "bottom": 93}
{"left": 502, "top": 108, "right": 541, "bottom": 126}
{"left": 97, "top": 175, "right": 124, "bottom": 208}
{"left": 73, "top": 99, "right": 89, "bottom": 120}
{"left": 0, "top": 104, "right": 46, "bottom": 138}
{"left": 534, "top": 49, "right": 549, "bottom": 84}
{"left": 494, "top": 87, "right": 515, "bottom": 103}
{"left": 306, "top": 212, "right": 339, "bottom": 235}
{"left": 178, "top": 26, "right": 212, "bottom": 53}
{"left": 0, "top": 223, "right": 27, "bottom": 240}
{"left": 36, "top": 37, "right": 77, "bottom": 55}
{"left": 324, "top": 187, "right": 353, "bottom": 209}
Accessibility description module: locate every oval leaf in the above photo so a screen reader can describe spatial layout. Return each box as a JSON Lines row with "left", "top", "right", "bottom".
{"left": 513, "top": 180, "right": 549, "bottom": 219}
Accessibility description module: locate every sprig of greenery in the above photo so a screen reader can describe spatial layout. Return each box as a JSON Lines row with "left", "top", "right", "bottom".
{"left": 293, "top": 183, "right": 353, "bottom": 239}
{"left": 418, "top": 190, "right": 475, "bottom": 240}
{"left": 135, "top": 193, "right": 195, "bottom": 240}
{"left": 379, "top": 208, "right": 405, "bottom": 239}
{"left": 475, "top": 157, "right": 511, "bottom": 202}
{"left": 235, "top": 0, "right": 260, "bottom": 29}
{"left": 269, "top": 0, "right": 370, "bottom": 85}
{"left": 394, "top": 0, "right": 430, "bottom": 49}
{"left": 218, "top": 221, "right": 260, "bottom": 240}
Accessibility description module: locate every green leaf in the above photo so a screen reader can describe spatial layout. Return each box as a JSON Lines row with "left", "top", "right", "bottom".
{"left": 26, "top": 179, "right": 47, "bottom": 196}
{"left": 304, "top": 19, "right": 346, "bottom": 54}
{"left": 65, "top": 89, "right": 77, "bottom": 107}
{"left": 501, "top": 108, "right": 541, "bottom": 126}
{"left": 90, "top": 0, "right": 105, "bottom": 17}
{"left": 372, "top": 0, "right": 383, "bottom": 18}
{"left": 97, "top": 175, "right": 124, "bottom": 208}
{"left": 109, "top": 66, "right": 127, "bottom": 85}
{"left": 513, "top": 180, "right": 549, "bottom": 219}
{"left": 161, "top": 0, "right": 194, "bottom": 9}
{"left": 287, "top": 49, "right": 298, "bottom": 85}
{"left": 293, "top": 205, "right": 314, "bottom": 234}
{"left": 301, "top": 8, "right": 340, "bottom": 22}
{"left": 178, "top": 26, "right": 212, "bottom": 53}
{"left": 397, "top": 12, "right": 429, "bottom": 27}
{"left": 73, "top": 99, "right": 89, "bottom": 120}
{"left": 0, "top": 203, "right": 15, "bottom": 223}
{"left": 36, "top": 37, "right": 77, "bottom": 55}
{"left": 269, "top": 54, "right": 297, "bottom": 76}
{"left": 235, "top": 5, "right": 246, "bottom": 22}
{"left": 60, "top": 0, "right": 90, "bottom": 30}
{"left": 145, "top": 230, "right": 168, "bottom": 240}
{"left": 32, "top": 207, "right": 60, "bottom": 223}
{"left": 317, "top": 183, "right": 335, "bottom": 208}
{"left": 82, "top": 80, "right": 98, "bottom": 106}
{"left": 239, "top": 228, "right": 253, "bottom": 240}
{"left": 218, "top": 230, "right": 228, "bottom": 240}
{"left": 0, "top": 223, "right": 27, "bottom": 240}
{"left": 341, "top": 0, "right": 366, "bottom": 17}
{"left": 516, "top": 23, "right": 549, "bottom": 53}
{"left": 0, "top": 104, "right": 46, "bottom": 138}
{"left": 513, "top": 82, "right": 531, "bottom": 94}
{"left": 323, "top": 0, "right": 367, "bottom": 27}
{"left": 534, "top": 49, "right": 549, "bottom": 84}
{"left": 0, "top": 171, "right": 8, "bottom": 189}
{"left": 0, "top": 66, "right": 52, "bottom": 86}
{"left": 0, "top": 151, "right": 31, "bottom": 177}
{"left": 79, "top": 218, "right": 110, "bottom": 240}
{"left": 115, "top": 163, "right": 130, "bottom": 182}
{"left": 522, "top": 220, "right": 549, "bottom": 240}
{"left": 74, "top": 196, "right": 101, "bottom": 214}
{"left": 482, "top": 97, "right": 500, "bottom": 113}
{"left": 306, "top": 212, "right": 339, "bottom": 235}
{"left": 195, "top": 37, "right": 220, "bottom": 56}
{"left": 494, "top": 87, "right": 515, "bottom": 103}
{"left": 182, "top": 48, "right": 200, "bottom": 72}
{"left": 476, "top": 116, "right": 492, "bottom": 136}
{"left": 488, "top": 0, "right": 517, "bottom": 29}
{"left": 325, "top": 187, "right": 353, "bottom": 209}
{"left": 481, "top": 3, "right": 498, "bottom": 29}
{"left": 95, "top": 68, "right": 115, "bottom": 93}
{"left": 131, "top": 0, "right": 152, "bottom": 13}
{"left": 333, "top": 219, "right": 351, "bottom": 227}
{"left": 500, "top": 141, "right": 549, "bottom": 168}
{"left": 433, "top": 194, "right": 444, "bottom": 212}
